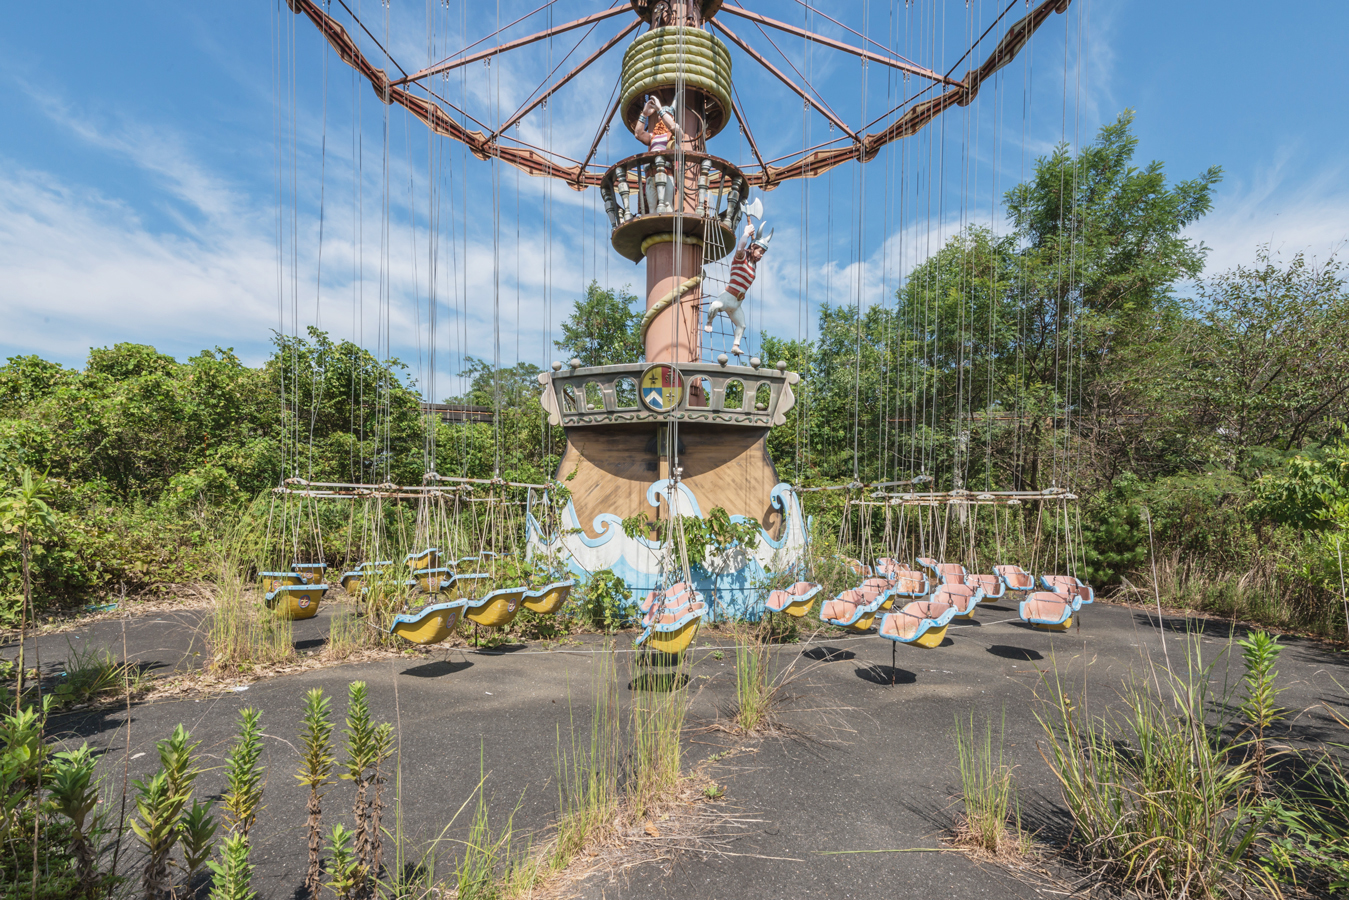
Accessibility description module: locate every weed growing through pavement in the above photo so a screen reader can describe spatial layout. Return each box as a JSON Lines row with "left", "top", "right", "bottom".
{"left": 324, "top": 600, "right": 369, "bottom": 661}
{"left": 951, "top": 709, "right": 1027, "bottom": 858}
{"left": 49, "top": 639, "right": 148, "bottom": 709}
{"left": 208, "top": 561, "right": 293, "bottom": 674}
{"left": 550, "top": 646, "right": 622, "bottom": 871}
{"left": 725, "top": 623, "right": 816, "bottom": 736}
{"left": 1237, "top": 629, "right": 1285, "bottom": 792}
{"left": 1036, "top": 637, "right": 1278, "bottom": 898}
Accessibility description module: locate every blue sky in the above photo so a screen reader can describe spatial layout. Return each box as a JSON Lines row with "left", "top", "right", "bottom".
{"left": 2, "top": 1, "right": 1346, "bottom": 401}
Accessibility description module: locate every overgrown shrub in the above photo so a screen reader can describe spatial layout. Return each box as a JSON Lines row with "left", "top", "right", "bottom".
{"left": 577, "top": 570, "right": 632, "bottom": 633}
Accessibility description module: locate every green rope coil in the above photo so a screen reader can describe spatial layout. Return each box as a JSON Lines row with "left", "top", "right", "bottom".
{"left": 620, "top": 26, "right": 732, "bottom": 138}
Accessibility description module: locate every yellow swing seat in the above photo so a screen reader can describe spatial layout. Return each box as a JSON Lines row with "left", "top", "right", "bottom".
{"left": 291, "top": 563, "right": 327, "bottom": 584}
{"left": 340, "top": 561, "right": 393, "bottom": 595}
{"left": 405, "top": 548, "right": 440, "bottom": 571}
{"left": 265, "top": 584, "right": 326, "bottom": 620}
{"left": 260, "top": 571, "right": 304, "bottom": 594}
{"left": 1020, "top": 592, "right": 1074, "bottom": 631}
{"left": 765, "top": 582, "right": 822, "bottom": 618}
{"left": 522, "top": 580, "right": 575, "bottom": 614}
{"left": 879, "top": 600, "right": 958, "bottom": 648}
{"left": 932, "top": 583, "right": 985, "bottom": 620}
{"left": 407, "top": 567, "right": 455, "bottom": 594}
{"left": 635, "top": 599, "right": 706, "bottom": 655}
{"left": 463, "top": 586, "right": 528, "bottom": 628}
{"left": 389, "top": 599, "right": 468, "bottom": 645}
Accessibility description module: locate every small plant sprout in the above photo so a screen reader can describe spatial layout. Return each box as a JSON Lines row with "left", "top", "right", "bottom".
{"left": 207, "top": 832, "right": 258, "bottom": 900}
{"left": 341, "top": 681, "right": 394, "bottom": 890}
{"left": 132, "top": 724, "right": 202, "bottom": 900}
{"left": 323, "top": 825, "right": 366, "bottom": 900}
{"left": 179, "top": 799, "right": 219, "bottom": 896}
{"left": 1238, "top": 630, "right": 1285, "bottom": 792}
{"left": 48, "top": 743, "right": 105, "bottom": 896}
{"left": 296, "top": 688, "right": 335, "bottom": 900}
{"left": 221, "top": 707, "right": 264, "bottom": 841}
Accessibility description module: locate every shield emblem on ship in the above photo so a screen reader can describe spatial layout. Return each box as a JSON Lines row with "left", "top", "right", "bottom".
{"left": 639, "top": 364, "right": 684, "bottom": 412}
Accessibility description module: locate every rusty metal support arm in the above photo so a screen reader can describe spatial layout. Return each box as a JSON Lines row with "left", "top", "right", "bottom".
{"left": 720, "top": 4, "right": 961, "bottom": 87}
{"left": 729, "top": 86, "right": 768, "bottom": 178}
{"left": 491, "top": 19, "right": 640, "bottom": 142}
{"left": 395, "top": 6, "right": 631, "bottom": 86}
{"left": 711, "top": 20, "right": 858, "bottom": 144}
{"left": 578, "top": 91, "right": 624, "bottom": 184}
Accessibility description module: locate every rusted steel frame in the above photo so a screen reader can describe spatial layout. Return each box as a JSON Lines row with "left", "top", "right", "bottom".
{"left": 728, "top": 86, "right": 768, "bottom": 180}
{"left": 498, "top": 18, "right": 610, "bottom": 142}
{"left": 491, "top": 19, "right": 640, "bottom": 142}
{"left": 395, "top": 5, "right": 631, "bottom": 86}
{"left": 711, "top": 20, "right": 857, "bottom": 144}
{"left": 720, "top": 4, "right": 960, "bottom": 87}
{"left": 288, "top": 0, "right": 607, "bottom": 188}
{"left": 785, "top": 0, "right": 929, "bottom": 74}
{"left": 577, "top": 92, "right": 624, "bottom": 187}
{"left": 940, "top": 0, "right": 1022, "bottom": 80}
{"left": 411, "top": 83, "right": 494, "bottom": 133}
{"left": 396, "top": 0, "right": 559, "bottom": 85}
{"left": 743, "top": 0, "right": 1072, "bottom": 188}
{"left": 424, "top": 473, "right": 552, "bottom": 489}
{"left": 759, "top": 133, "right": 850, "bottom": 168}
{"left": 332, "top": 0, "right": 408, "bottom": 78}
{"left": 961, "top": 0, "right": 1072, "bottom": 97}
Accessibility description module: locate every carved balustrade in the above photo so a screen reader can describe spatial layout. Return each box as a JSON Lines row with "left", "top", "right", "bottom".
{"left": 537, "top": 361, "right": 800, "bottom": 429}
{"left": 601, "top": 151, "right": 746, "bottom": 262}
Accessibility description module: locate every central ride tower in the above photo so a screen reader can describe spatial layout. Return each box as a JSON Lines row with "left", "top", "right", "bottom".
{"left": 531, "top": 0, "right": 807, "bottom": 618}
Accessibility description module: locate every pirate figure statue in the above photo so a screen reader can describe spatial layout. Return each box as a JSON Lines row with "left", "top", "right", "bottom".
{"left": 634, "top": 97, "right": 681, "bottom": 154}
{"left": 704, "top": 210, "right": 771, "bottom": 356}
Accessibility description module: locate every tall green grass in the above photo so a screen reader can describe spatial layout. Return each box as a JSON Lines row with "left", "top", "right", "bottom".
{"left": 551, "top": 648, "right": 621, "bottom": 870}
{"left": 627, "top": 657, "right": 689, "bottom": 821}
{"left": 952, "top": 710, "right": 1025, "bottom": 857}
{"left": 207, "top": 563, "right": 293, "bottom": 674}
{"left": 1037, "top": 640, "right": 1277, "bottom": 898}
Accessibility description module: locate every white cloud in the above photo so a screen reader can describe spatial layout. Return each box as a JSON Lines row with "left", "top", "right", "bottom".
{"left": 1189, "top": 150, "right": 1349, "bottom": 276}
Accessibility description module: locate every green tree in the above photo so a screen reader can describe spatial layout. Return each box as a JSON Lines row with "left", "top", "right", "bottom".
{"left": 1185, "top": 248, "right": 1349, "bottom": 461}
{"left": 554, "top": 281, "right": 643, "bottom": 367}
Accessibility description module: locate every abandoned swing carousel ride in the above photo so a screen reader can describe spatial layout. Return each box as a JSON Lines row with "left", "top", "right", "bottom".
{"left": 262, "top": 0, "right": 1091, "bottom": 658}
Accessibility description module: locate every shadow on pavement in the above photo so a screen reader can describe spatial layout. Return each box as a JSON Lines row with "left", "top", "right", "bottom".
{"left": 401, "top": 659, "right": 473, "bottom": 678}
{"left": 803, "top": 646, "right": 855, "bottom": 662}
{"left": 987, "top": 644, "right": 1044, "bottom": 661}
{"left": 854, "top": 665, "right": 917, "bottom": 686}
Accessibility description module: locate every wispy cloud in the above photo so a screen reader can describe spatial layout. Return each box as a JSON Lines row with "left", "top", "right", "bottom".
{"left": 1189, "top": 148, "right": 1349, "bottom": 276}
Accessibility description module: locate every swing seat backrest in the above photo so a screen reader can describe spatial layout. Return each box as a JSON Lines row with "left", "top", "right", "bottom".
{"left": 1041, "top": 575, "right": 1093, "bottom": 607}
{"left": 766, "top": 582, "right": 821, "bottom": 612}
{"left": 964, "top": 573, "right": 1005, "bottom": 599}
{"left": 642, "top": 588, "right": 696, "bottom": 615}
{"left": 405, "top": 548, "right": 440, "bottom": 570}
{"left": 915, "top": 557, "right": 939, "bottom": 575}
{"left": 643, "top": 601, "right": 706, "bottom": 627}
{"left": 859, "top": 577, "right": 891, "bottom": 600}
{"left": 881, "top": 600, "right": 957, "bottom": 641}
{"left": 820, "top": 592, "right": 861, "bottom": 623}
{"left": 1020, "top": 591, "right": 1073, "bottom": 626}
{"left": 935, "top": 563, "right": 967, "bottom": 583}
{"left": 933, "top": 583, "right": 981, "bottom": 615}
{"left": 994, "top": 565, "right": 1035, "bottom": 591}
